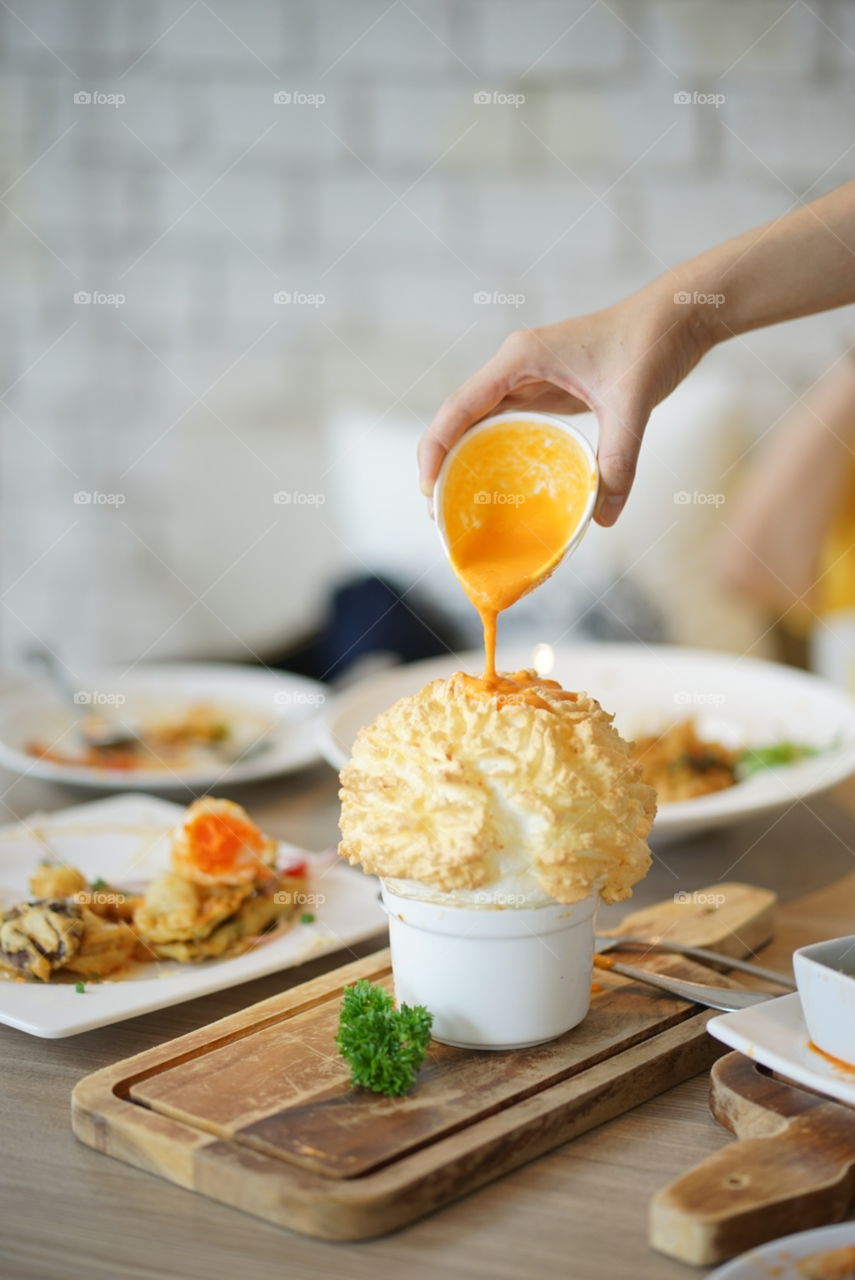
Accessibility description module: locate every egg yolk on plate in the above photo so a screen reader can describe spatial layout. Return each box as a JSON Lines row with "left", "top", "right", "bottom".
{"left": 440, "top": 419, "right": 596, "bottom": 692}
{"left": 184, "top": 810, "right": 265, "bottom": 878}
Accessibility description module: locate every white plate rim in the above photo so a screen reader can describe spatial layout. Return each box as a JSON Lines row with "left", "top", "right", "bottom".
{"left": 707, "top": 991, "right": 855, "bottom": 1108}
{"left": 0, "top": 662, "right": 328, "bottom": 791}
{"left": 708, "top": 1221, "right": 855, "bottom": 1279}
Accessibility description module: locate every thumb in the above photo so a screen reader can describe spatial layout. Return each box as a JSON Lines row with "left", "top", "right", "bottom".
{"left": 593, "top": 400, "right": 650, "bottom": 527}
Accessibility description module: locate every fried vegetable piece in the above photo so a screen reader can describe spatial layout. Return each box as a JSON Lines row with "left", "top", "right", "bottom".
{"left": 61, "top": 909, "right": 137, "bottom": 978}
{"left": 0, "top": 900, "right": 85, "bottom": 981}
{"left": 148, "top": 883, "right": 286, "bottom": 962}
{"left": 147, "top": 868, "right": 306, "bottom": 962}
{"left": 133, "top": 872, "right": 253, "bottom": 944}
{"left": 28, "top": 864, "right": 88, "bottom": 900}
{"left": 30, "top": 864, "right": 141, "bottom": 921}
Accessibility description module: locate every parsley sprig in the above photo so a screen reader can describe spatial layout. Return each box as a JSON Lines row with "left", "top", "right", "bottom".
{"left": 336, "top": 980, "right": 433, "bottom": 1097}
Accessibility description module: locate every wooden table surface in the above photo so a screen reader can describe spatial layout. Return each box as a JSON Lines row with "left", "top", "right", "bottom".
{"left": 2, "top": 762, "right": 854, "bottom": 1280}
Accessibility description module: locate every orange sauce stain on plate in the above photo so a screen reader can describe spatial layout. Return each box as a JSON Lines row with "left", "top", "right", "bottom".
{"left": 440, "top": 419, "right": 596, "bottom": 706}
{"left": 808, "top": 1039, "right": 855, "bottom": 1075}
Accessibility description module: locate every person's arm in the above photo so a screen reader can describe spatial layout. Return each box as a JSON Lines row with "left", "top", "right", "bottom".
{"left": 418, "top": 180, "right": 855, "bottom": 526}
{"left": 716, "top": 354, "right": 855, "bottom": 611}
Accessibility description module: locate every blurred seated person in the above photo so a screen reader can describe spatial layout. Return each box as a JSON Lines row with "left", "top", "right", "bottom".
{"left": 716, "top": 349, "right": 855, "bottom": 688}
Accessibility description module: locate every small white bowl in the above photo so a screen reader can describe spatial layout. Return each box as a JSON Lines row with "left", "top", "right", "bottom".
{"left": 793, "top": 935, "right": 855, "bottom": 1066}
{"left": 380, "top": 882, "right": 596, "bottom": 1050}
{"left": 433, "top": 410, "right": 599, "bottom": 571}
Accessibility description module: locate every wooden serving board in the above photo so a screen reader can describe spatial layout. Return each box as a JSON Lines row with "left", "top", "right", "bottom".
{"left": 650, "top": 1053, "right": 855, "bottom": 1266}
{"left": 72, "top": 882, "right": 775, "bottom": 1241}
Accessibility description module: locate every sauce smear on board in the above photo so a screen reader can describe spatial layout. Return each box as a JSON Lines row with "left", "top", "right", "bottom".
{"left": 440, "top": 419, "right": 596, "bottom": 705}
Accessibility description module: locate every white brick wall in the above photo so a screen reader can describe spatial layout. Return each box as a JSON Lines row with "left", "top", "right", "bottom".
{"left": 2, "top": 0, "right": 855, "bottom": 669}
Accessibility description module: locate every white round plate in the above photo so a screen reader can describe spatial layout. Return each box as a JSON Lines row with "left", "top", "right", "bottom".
{"left": 708, "top": 1222, "right": 855, "bottom": 1279}
{"left": 0, "top": 662, "right": 327, "bottom": 791}
{"left": 319, "top": 643, "right": 855, "bottom": 839}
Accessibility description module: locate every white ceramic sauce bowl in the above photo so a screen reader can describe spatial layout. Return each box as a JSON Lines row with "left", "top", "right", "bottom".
{"left": 380, "top": 882, "right": 596, "bottom": 1050}
{"left": 432, "top": 411, "right": 599, "bottom": 568}
{"left": 793, "top": 936, "right": 855, "bottom": 1065}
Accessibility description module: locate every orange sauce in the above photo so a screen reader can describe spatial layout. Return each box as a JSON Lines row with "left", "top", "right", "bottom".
{"left": 808, "top": 1039, "right": 855, "bottom": 1075}
{"left": 455, "top": 670, "right": 578, "bottom": 711}
{"left": 185, "top": 810, "right": 265, "bottom": 877}
{"left": 441, "top": 419, "right": 596, "bottom": 703}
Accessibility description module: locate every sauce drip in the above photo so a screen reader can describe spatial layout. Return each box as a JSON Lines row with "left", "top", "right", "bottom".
{"left": 808, "top": 1039, "right": 855, "bottom": 1075}
{"left": 455, "top": 669, "right": 578, "bottom": 711}
{"left": 441, "top": 419, "right": 596, "bottom": 703}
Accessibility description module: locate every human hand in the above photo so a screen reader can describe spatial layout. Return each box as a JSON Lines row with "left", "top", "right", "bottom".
{"left": 418, "top": 287, "right": 712, "bottom": 525}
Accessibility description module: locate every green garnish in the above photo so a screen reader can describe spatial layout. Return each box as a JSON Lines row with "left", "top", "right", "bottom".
{"left": 336, "top": 979, "right": 433, "bottom": 1097}
{"left": 91, "top": 877, "right": 107, "bottom": 891}
{"left": 737, "top": 741, "right": 819, "bottom": 779}
{"left": 300, "top": 911, "right": 315, "bottom": 924}
{"left": 74, "top": 981, "right": 86, "bottom": 994}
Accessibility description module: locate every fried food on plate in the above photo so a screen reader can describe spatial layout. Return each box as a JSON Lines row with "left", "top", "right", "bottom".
{"left": 0, "top": 900, "right": 86, "bottom": 981}
{"left": 134, "top": 873, "right": 254, "bottom": 944}
{"left": 171, "top": 797, "right": 277, "bottom": 886}
{"left": 61, "top": 910, "right": 138, "bottom": 978}
{"left": 631, "top": 719, "right": 737, "bottom": 804}
{"left": 28, "top": 864, "right": 88, "bottom": 900}
{"left": 1, "top": 797, "right": 310, "bottom": 982}
{"left": 147, "top": 881, "right": 292, "bottom": 963}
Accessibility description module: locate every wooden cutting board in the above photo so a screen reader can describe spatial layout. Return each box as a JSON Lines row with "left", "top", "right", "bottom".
{"left": 72, "top": 881, "right": 776, "bottom": 1241}
{"left": 650, "top": 1053, "right": 855, "bottom": 1266}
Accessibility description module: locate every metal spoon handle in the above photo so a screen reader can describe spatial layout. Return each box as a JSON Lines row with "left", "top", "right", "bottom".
{"left": 26, "top": 646, "right": 78, "bottom": 706}
{"left": 605, "top": 959, "right": 775, "bottom": 1013}
{"left": 605, "top": 935, "right": 795, "bottom": 990}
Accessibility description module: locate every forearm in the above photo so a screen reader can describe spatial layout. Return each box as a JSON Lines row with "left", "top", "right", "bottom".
{"left": 418, "top": 180, "right": 855, "bottom": 523}
{"left": 665, "top": 180, "right": 855, "bottom": 344}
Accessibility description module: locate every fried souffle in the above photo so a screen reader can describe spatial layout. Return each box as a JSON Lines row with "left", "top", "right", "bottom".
{"left": 339, "top": 669, "right": 657, "bottom": 907}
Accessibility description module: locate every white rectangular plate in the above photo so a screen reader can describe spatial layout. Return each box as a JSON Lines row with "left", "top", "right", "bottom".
{"left": 0, "top": 793, "right": 386, "bottom": 1038}
{"left": 707, "top": 991, "right": 855, "bottom": 1108}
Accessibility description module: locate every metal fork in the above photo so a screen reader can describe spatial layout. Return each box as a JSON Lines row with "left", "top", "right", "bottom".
{"left": 595, "top": 934, "right": 795, "bottom": 990}
{"left": 593, "top": 954, "right": 775, "bottom": 1012}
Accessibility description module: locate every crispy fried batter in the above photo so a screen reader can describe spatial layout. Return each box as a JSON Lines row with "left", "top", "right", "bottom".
{"left": 0, "top": 900, "right": 85, "bottom": 981}
{"left": 148, "top": 881, "right": 295, "bottom": 962}
{"left": 28, "top": 864, "right": 88, "bottom": 900}
{"left": 61, "top": 908, "right": 138, "bottom": 978}
{"left": 133, "top": 872, "right": 254, "bottom": 944}
{"left": 339, "top": 670, "right": 656, "bottom": 905}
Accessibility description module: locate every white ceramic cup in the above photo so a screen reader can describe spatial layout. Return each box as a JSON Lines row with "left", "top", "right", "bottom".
{"left": 380, "top": 882, "right": 596, "bottom": 1050}
{"left": 433, "top": 410, "right": 599, "bottom": 570}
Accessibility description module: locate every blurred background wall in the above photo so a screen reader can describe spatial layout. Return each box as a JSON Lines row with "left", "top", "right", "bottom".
{"left": 2, "top": 0, "right": 854, "bottom": 674}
